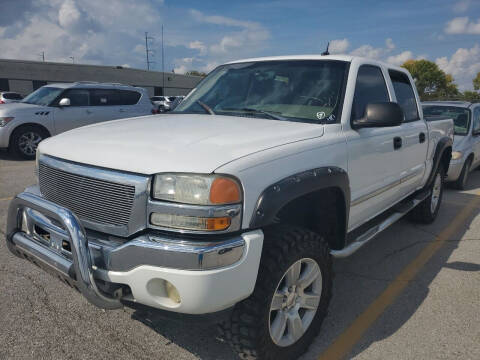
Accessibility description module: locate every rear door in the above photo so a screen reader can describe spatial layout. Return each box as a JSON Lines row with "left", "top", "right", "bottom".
{"left": 89, "top": 88, "right": 123, "bottom": 122}
{"left": 389, "top": 69, "right": 428, "bottom": 193}
{"left": 53, "top": 89, "right": 95, "bottom": 133}
{"left": 346, "top": 64, "right": 405, "bottom": 230}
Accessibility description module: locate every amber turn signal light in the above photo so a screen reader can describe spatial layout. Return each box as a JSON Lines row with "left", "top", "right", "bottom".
{"left": 209, "top": 177, "right": 241, "bottom": 204}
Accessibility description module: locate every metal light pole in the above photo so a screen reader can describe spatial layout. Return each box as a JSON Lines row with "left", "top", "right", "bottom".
{"left": 162, "top": 25, "right": 165, "bottom": 94}
{"left": 69, "top": 56, "right": 75, "bottom": 64}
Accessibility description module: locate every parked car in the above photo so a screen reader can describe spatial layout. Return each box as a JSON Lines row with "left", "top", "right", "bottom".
{"left": 0, "top": 91, "right": 23, "bottom": 104}
{"left": 0, "top": 82, "right": 154, "bottom": 159}
{"left": 151, "top": 95, "right": 174, "bottom": 112}
{"left": 6, "top": 55, "right": 453, "bottom": 360}
{"left": 423, "top": 101, "right": 480, "bottom": 189}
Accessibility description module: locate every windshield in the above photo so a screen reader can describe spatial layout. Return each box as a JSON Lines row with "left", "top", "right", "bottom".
{"left": 423, "top": 105, "right": 471, "bottom": 135}
{"left": 174, "top": 60, "right": 348, "bottom": 124}
{"left": 22, "top": 87, "right": 63, "bottom": 106}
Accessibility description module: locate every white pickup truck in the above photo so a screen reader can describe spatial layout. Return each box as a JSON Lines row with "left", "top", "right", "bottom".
{"left": 6, "top": 55, "right": 453, "bottom": 360}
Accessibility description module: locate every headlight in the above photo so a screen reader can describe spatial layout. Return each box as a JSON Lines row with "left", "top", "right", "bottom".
{"left": 151, "top": 173, "right": 242, "bottom": 232}
{"left": 153, "top": 173, "right": 242, "bottom": 205}
{"left": 452, "top": 151, "right": 462, "bottom": 160}
{"left": 0, "top": 117, "right": 14, "bottom": 127}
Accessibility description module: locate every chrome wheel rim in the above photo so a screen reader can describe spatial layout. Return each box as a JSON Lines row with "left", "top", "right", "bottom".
{"left": 18, "top": 132, "right": 42, "bottom": 156}
{"left": 268, "top": 258, "right": 322, "bottom": 347}
{"left": 431, "top": 173, "right": 442, "bottom": 214}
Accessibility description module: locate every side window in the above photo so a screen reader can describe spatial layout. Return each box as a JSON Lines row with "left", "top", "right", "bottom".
{"left": 90, "top": 89, "right": 120, "bottom": 106}
{"left": 389, "top": 70, "right": 419, "bottom": 122}
{"left": 118, "top": 90, "right": 141, "bottom": 105}
{"left": 351, "top": 65, "right": 390, "bottom": 120}
{"left": 62, "top": 89, "right": 90, "bottom": 106}
{"left": 473, "top": 107, "right": 480, "bottom": 134}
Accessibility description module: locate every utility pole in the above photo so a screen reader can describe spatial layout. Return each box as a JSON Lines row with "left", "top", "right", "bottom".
{"left": 69, "top": 56, "right": 75, "bottom": 64}
{"left": 161, "top": 25, "right": 165, "bottom": 93}
{"left": 145, "top": 32, "right": 155, "bottom": 70}
{"left": 38, "top": 51, "right": 45, "bottom": 62}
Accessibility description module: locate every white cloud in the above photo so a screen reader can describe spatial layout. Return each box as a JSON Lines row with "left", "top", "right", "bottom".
{"left": 350, "top": 38, "right": 396, "bottom": 59}
{"left": 387, "top": 51, "right": 414, "bottom": 66}
{"left": 188, "top": 40, "right": 206, "bottom": 55}
{"left": 445, "top": 17, "right": 480, "bottom": 34}
{"left": 58, "top": 0, "right": 81, "bottom": 29}
{"left": 329, "top": 38, "right": 349, "bottom": 54}
{"left": 436, "top": 44, "right": 480, "bottom": 90}
{"left": 453, "top": 0, "right": 471, "bottom": 13}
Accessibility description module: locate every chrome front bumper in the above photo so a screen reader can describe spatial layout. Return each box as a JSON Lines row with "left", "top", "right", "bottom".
{"left": 6, "top": 189, "right": 251, "bottom": 311}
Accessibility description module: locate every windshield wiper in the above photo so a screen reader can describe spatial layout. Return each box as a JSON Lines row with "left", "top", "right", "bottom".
{"left": 197, "top": 100, "right": 215, "bottom": 115}
{"left": 220, "top": 107, "right": 286, "bottom": 121}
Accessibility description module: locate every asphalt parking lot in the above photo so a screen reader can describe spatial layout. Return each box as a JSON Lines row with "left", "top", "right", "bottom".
{"left": 1, "top": 150, "right": 479, "bottom": 360}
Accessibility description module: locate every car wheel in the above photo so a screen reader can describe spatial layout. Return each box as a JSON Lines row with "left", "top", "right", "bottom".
{"left": 453, "top": 158, "right": 471, "bottom": 190}
{"left": 10, "top": 125, "right": 48, "bottom": 160}
{"left": 409, "top": 164, "right": 445, "bottom": 224}
{"left": 221, "top": 225, "right": 332, "bottom": 360}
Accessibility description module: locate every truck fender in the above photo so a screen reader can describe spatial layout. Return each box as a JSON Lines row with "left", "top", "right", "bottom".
{"left": 249, "top": 167, "right": 350, "bottom": 230}
{"left": 426, "top": 136, "right": 452, "bottom": 187}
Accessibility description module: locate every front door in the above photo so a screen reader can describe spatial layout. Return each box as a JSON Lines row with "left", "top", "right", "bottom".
{"left": 53, "top": 89, "right": 96, "bottom": 133}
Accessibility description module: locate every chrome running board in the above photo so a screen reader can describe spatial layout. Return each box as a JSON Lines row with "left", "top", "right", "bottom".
{"left": 331, "top": 192, "right": 429, "bottom": 258}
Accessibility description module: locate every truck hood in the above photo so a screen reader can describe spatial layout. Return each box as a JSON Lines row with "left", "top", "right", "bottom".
{"left": 0, "top": 102, "right": 48, "bottom": 116}
{"left": 39, "top": 114, "right": 324, "bottom": 174}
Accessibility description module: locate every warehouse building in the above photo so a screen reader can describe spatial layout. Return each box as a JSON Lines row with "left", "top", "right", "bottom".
{"left": 0, "top": 59, "right": 202, "bottom": 97}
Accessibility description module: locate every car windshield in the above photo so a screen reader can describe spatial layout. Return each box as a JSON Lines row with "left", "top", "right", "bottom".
{"left": 423, "top": 105, "right": 471, "bottom": 135}
{"left": 174, "top": 60, "right": 347, "bottom": 124}
{"left": 22, "top": 87, "right": 64, "bottom": 106}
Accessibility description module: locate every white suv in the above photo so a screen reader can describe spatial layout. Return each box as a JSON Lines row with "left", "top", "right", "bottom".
{"left": 0, "top": 82, "right": 153, "bottom": 159}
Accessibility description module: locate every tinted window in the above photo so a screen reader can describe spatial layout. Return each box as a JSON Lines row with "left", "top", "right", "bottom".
{"left": 90, "top": 89, "right": 120, "bottom": 106}
{"left": 351, "top": 65, "right": 390, "bottom": 120}
{"left": 422, "top": 105, "right": 470, "bottom": 135}
{"left": 473, "top": 107, "right": 480, "bottom": 133}
{"left": 3, "top": 93, "right": 23, "bottom": 100}
{"left": 389, "top": 70, "right": 419, "bottom": 122}
{"left": 62, "top": 89, "right": 90, "bottom": 106}
{"left": 118, "top": 90, "right": 141, "bottom": 105}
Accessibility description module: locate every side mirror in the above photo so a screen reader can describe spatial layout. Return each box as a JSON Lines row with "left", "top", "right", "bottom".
{"left": 352, "top": 102, "right": 404, "bottom": 129}
{"left": 58, "top": 98, "right": 71, "bottom": 107}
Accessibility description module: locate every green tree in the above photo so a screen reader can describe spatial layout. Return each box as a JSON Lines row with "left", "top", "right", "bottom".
{"left": 462, "top": 91, "right": 480, "bottom": 102}
{"left": 473, "top": 72, "right": 480, "bottom": 91}
{"left": 185, "top": 70, "right": 207, "bottom": 77}
{"left": 401, "top": 59, "right": 458, "bottom": 100}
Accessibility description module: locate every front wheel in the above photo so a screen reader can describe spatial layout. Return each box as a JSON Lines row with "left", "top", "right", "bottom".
{"left": 221, "top": 225, "right": 332, "bottom": 360}
{"left": 409, "top": 164, "right": 445, "bottom": 224}
{"left": 10, "top": 125, "right": 48, "bottom": 160}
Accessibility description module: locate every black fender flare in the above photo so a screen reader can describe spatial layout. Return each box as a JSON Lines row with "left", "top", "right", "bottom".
{"left": 249, "top": 167, "right": 350, "bottom": 231}
{"left": 426, "top": 136, "right": 452, "bottom": 187}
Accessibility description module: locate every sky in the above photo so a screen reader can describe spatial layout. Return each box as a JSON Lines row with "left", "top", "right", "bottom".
{"left": 0, "top": 0, "right": 479, "bottom": 90}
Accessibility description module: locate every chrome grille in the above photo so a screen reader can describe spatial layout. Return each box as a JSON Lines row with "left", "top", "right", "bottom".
{"left": 39, "top": 163, "right": 135, "bottom": 227}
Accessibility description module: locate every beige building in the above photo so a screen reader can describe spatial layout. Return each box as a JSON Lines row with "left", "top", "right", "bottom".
{"left": 0, "top": 59, "right": 202, "bottom": 97}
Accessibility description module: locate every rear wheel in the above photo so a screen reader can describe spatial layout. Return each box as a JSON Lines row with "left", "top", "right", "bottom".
{"left": 453, "top": 158, "right": 471, "bottom": 190}
{"left": 409, "top": 164, "right": 444, "bottom": 224}
{"left": 10, "top": 125, "right": 48, "bottom": 160}
{"left": 221, "top": 225, "right": 332, "bottom": 360}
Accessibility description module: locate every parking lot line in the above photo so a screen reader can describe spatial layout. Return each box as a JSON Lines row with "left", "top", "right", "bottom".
{"left": 0, "top": 196, "right": 12, "bottom": 202}
{"left": 318, "top": 190, "right": 480, "bottom": 360}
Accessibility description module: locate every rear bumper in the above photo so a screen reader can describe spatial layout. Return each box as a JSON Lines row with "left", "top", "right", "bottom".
{"left": 6, "top": 189, "right": 263, "bottom": 314}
